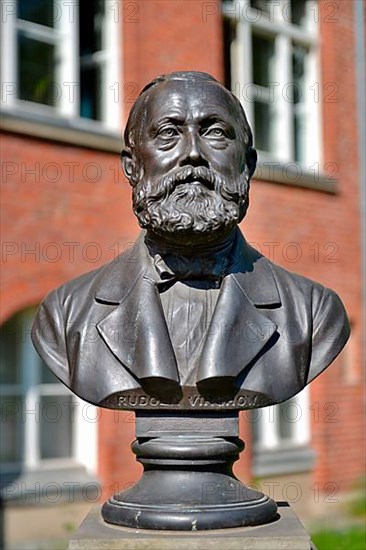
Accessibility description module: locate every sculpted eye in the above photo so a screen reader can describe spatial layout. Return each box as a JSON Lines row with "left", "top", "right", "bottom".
{"left": 203, "top": 126, "right": 226, "bottom": 138}
{"left": 157, "top": 126, "right": 178, "bottom": 138}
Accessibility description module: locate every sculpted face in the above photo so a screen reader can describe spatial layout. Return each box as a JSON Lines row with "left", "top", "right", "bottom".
{"left": 123, "top": 77, "right": 255, "bottom": 245}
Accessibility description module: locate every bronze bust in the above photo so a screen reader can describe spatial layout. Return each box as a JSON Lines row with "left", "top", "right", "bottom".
{"left": 32, "top": 71, "right": 349, "bottom": 410}
{"left": 32, "top": 71, "right": 351, "bottom": 531}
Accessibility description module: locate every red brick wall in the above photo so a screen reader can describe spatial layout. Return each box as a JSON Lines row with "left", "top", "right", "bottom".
{"left": 119, "top": 0, "right": 364, "bottom": 497}
{"left": 123, "top": 0, "right": 224, "bottom": 95}
{"left": 242, "top": 0, "right": 364, "bottom": 494}
{"left": 1, "top": 134, "right": 139, "bottom": 322}
{"left": 1, "top": 0, "right": 363, "bottom": 503}
{"left": 310, "top": 0, "right": 364, "bottom": 493}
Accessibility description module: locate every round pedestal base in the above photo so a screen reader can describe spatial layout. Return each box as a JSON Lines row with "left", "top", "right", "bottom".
{"left": 102, "top": 436, "right": 278, "bottom": 530}
{"left": 102, "top": 494, "right": 277, "bottom": 531}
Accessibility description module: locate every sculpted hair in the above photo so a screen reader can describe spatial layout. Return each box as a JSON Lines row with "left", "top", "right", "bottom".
{"left": 123, "top": 71, "right": 254, "bottom": 153}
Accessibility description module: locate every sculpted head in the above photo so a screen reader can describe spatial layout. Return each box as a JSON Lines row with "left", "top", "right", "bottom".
{"left": 122, "top": 71, "right": 257, "bottom": 245}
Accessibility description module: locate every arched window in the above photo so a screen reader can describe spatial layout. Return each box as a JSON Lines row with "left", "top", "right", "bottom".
{"left": 0, "top": 307, "right": 98, "bottom": 501}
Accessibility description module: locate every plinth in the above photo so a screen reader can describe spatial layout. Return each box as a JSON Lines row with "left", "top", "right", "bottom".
{"left": 68, "top": 503, "right": 318, "bottom": 549}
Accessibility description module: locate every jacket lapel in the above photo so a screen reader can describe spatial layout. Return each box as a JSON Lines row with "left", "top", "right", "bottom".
{"left": 95, "top": 234, "right": 179, "bottom": 384}
{"left": 197, "top": 253, "right": 281, "bottom": 382}
{"left": 94, "top": 230, "right": 281, "bottom": 387}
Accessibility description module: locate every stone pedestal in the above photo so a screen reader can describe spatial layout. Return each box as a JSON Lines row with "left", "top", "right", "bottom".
{"left": 102, "top": 412, "right": 277, "bottom": 530}
{"left": 68, "top": 503, "right": 317, "bottom": 549}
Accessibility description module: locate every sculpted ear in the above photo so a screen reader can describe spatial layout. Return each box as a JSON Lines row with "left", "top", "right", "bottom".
{"left": 122, "top": 147, "right": 141, "bottom": 186}
{"left": 246, "top": 146, "right": 257, "bottom": 179}
{"left": 121, "top": 148, "right": 134, "bottom": 182}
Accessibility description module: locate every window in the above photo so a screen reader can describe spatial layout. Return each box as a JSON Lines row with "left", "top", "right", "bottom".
{"left": 1, "top": 0, "right": 121, "bottom": 131}
{"left": 0, "top": 308, "right": 97, "bottom": 483}
{"left": 224, "top": 0, "right": 321, "bottom": 172}
{"left": 251, "top": 388, "right": 315, "bottom": 476}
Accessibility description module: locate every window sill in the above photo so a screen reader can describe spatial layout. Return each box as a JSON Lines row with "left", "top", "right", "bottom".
{"left": 254, "top": 159, "right": 338, "bottom": 193}
{"left": 0, "top": 107, "right": 122, "bottom": 153}
{"left": 0, "top": 464, "right": 101, "bottom": 506}
{"left": 252, "top": 445, "right": 316, "bottom": 477}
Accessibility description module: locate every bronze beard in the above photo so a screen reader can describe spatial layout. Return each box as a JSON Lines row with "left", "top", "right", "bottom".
{"left": 132, "top": 165, "right": 250, "bottom": 238}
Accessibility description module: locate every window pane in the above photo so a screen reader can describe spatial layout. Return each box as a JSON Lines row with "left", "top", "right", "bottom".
{"left": 254, "top": 101, "right": 274, "bottom": 153}
{"left": 250, "top": 0, "right": 271, "bottom": 16}
{"left": 294, "top": 113, "right": 306, "bottom": 164}
{"left": 251, "top": 409, "right": 261, "bottom": 445}
{"left": 0, "top": 396, "right": 23, "bottom": 463}
{"left": 292, "top": 44, "right": 306, "bottom": 101}
{"left": 79, "top": 0, "right": 105, "bottom": 55}
{"left": 79, "top": 0, "right": 105, "bottom": 121}
{"left": 18, "top": 33, "right": 56, "bottom": 106}
{"left": 17, "top": 0, "right": 54, "bottom": 27}
{"left": 252, "top": 34, "right": 275, "bottom": 87}
{"left": 0, "top": 317, "right": 22, "bottom": 384}
{"left": 40, "top": 395, "right": 73, "bottom": 459}
{"left": 291, "top": 0, "right": 307, "bottom": 27}
{"left": 40, "top": 361, "right": 60, "bottom": 384}
{"left": 292, "top": 44, "right": 307, "bottom": 162}
{"left": 278, "top": 401, "right": 296, "bottom": 440}
{"left": 80, "top": 65, "right": 103, "bottom": 120}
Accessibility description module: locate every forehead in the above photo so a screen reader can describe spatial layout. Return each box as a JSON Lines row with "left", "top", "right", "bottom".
{"left": 144, "top": 79, "right": 239, "bottom": 122}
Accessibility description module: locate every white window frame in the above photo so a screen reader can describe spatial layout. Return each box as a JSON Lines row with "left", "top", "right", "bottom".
{"left": 224, "top": 0, "right": 323, "bottom": 178}
{"left": 253, "top": 387, "right": 310, "bottom": 451}
{"left": 251, "top": 387, "right": 315, "bottom": 476}
{"left": 1, "top": 0, "right": 121, "bottom": 133}
{"left": 0, "top": 308, "right": 97, "bottom": 477}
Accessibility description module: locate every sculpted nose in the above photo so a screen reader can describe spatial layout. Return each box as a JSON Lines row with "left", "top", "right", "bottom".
{"left": 179, "top": 131, "right": 209, "bottom": 168}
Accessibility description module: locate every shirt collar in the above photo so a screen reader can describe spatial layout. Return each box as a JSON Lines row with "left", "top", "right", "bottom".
{"left": 94, "top": 229, "right": 281, "bottom": 307}
{"left": 146, "top": 229, "right": 239, "bottom": 286}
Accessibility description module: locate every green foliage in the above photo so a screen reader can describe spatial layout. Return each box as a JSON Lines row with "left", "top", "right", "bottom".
{"left": 312, "top": 527, "right": 366, "bottom": 550}
{"left": 349, "top": 477, "right": 366, "bottom": 518}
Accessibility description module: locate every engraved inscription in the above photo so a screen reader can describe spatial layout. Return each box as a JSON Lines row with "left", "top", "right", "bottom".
{"left": 116, "top": 393, "right": 266, "bottom": 409}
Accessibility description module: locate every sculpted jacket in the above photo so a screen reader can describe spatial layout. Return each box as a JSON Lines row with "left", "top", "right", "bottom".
{"left": 31, "top": 230, "right": 350, "bottom": 408}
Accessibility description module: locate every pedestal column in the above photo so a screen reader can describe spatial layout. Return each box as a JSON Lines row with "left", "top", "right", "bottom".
{"left": 102, "top": 412, "right": 278, "bottom": 530}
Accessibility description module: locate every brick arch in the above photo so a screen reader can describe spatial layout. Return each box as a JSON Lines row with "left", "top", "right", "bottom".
{"left": 0, "top": 272, "right": 66, "bottom": 325}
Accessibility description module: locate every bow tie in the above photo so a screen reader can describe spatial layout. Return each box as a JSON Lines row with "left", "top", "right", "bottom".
{"left": 153, "top": 253, "right": 229, "bottom": 291}
{"left": 146, "top": 228, "right": 239, "bottom": 290}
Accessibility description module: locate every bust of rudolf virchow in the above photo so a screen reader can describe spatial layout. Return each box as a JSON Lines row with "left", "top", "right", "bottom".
{"left": 32, "top": 71, "right": 350, "bottom": 410}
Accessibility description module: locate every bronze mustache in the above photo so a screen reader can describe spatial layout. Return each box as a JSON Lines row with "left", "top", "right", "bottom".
{"left": 160, "top": 166, "right": 222, "bottom": 196}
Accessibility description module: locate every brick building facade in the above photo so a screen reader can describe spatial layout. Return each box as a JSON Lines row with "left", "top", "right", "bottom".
{"left": 1, "top": 0, "right": 364, "bottom": 546}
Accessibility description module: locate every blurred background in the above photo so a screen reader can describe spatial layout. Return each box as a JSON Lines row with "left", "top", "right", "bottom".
{"left": 1, "top": 1, "right": 365, "bottom": 548}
